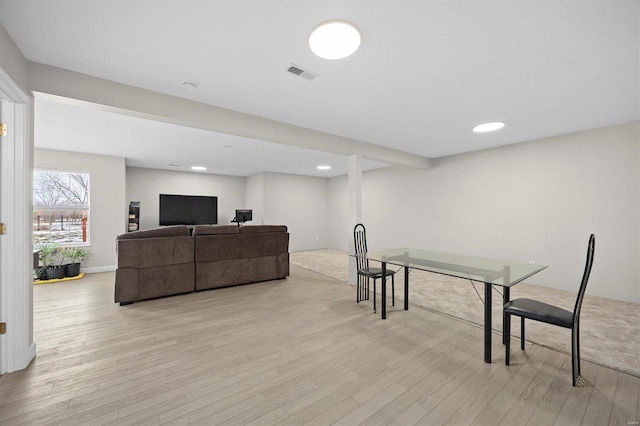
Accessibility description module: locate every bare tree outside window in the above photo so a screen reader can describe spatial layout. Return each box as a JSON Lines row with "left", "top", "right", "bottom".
{"left": 33, "top": 169, "right": 90, "bottom": 245}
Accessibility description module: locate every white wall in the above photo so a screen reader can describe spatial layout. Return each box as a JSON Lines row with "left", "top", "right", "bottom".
{"left": 34, "top": 149, "right": 126, "bottom": 272}
{"left": 262, "top": 172, "right": 329, "bottom": 252}
{"left": 125, "top": 167, "right": 246, "bottom": 229}
{"left": 125, "top": 169, "right": 330, "bottom": 252}
{"left": 327, "top": 174, "right": 350, "bottom": 250}
{"left": 329, "top": 122, "right": 640, "bottom": 303}
{"left": 246, "top": 172, "right": 265, "bottom": 224}
{"left": 0, "top": 24, "right": 28, "bottom": 92}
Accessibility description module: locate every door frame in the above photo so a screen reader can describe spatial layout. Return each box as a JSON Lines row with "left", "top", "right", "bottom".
{"left": 0, "top": 66, "right": 35, "bottom": 374}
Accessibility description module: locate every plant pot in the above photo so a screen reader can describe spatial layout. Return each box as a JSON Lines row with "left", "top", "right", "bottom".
{"left": 46, "top": 265, "right": 65, "bottom": 280}
{"left": 35, "top": 267, "right": 47, "bottom": 281}
{"left": 65, "top": 263, "right": 81, "bottom": 277}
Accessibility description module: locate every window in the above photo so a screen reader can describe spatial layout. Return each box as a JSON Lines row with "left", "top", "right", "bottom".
{"left": 33, "top": 169, "right": 90, "bottom": 245}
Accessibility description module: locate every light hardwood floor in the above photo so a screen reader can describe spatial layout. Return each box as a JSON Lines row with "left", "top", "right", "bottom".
{"left": 0, "top": 266, "right": 638, "bottom": 425}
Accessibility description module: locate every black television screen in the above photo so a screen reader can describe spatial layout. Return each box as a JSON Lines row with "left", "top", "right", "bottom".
{"left": 159, "top": 194, "right": 218, "bottom": 226}
{"left": 235, "top": 209, "right": 252, "bottom": 223}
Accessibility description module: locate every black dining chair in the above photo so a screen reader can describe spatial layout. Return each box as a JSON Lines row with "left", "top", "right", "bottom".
{"left": 504, "top": 234, "right": 595, "bottom": 386}
{"left": 353, "top": 223, "right": 396, "bottom": 312}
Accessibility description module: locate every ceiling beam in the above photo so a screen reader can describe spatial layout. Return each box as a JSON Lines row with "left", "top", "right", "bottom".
{"left": 28, "top": 62, "right": 431, "bottom": 170}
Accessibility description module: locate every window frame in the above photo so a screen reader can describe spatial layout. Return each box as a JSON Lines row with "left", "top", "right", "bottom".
{"left": 33, "top": 168, "right": 91, "bottom": 247}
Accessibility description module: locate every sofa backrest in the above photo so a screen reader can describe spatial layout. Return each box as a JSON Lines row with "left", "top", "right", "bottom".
{"left": 192, "top": 225, "right": 239, "bottom": 236}
{"left": 239, "top": 225, "right": 288, "bottom": 234}
{"left": 116, "top": 224, "right": 289, "bottom": 268}
{"left": 117, "top": 225, "right": 190, "bottom": 240}
{"left": 116, "top": 225, "right": 194, "bottom": 268}
{"left": 195, "top": 225, "right": 289, "bottom": 263}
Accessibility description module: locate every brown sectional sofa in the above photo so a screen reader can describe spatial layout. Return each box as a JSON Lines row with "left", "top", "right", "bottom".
{"left": 194, "top": 224, "right": 289, "bottom": 291}
{"left": 114, "top": 224, "right": 289, "bottom": 305}
{"left": 115, "top": 225, "right": 195, "bottom": 304}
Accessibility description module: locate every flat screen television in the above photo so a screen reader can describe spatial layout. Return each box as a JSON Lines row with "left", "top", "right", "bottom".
{"left": 159, "top": 194, "right": 218, "bottom": 226}
{"left": 234, "top": 209, "right": 252, "bottom": 223}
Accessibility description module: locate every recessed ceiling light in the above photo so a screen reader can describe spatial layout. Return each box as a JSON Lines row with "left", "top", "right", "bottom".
{"left": 317, "top": 165, "right": 332, "bottom": 170}
{"left": 309, "top": 20, "right": 361, "bottom": 60}
{"left": 473, "top": 122, "right": 505, "bottom": 133}
{"left": 190, "top": 166, "right": 207, "bottom": 171}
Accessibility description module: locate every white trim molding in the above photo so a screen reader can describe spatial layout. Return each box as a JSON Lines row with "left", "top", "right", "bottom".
{"left": 0, "top": 66, "right": 35, "bottom": 374}
{"left": 82, "top": 265, "right": 117, "bottom": 274}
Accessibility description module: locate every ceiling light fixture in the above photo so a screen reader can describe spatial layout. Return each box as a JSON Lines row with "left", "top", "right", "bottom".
{"left": 316, "top": 165, "right": 332, "bottom": 170}
{"left": 473, "top": 121, "right": 505, "bottom": 133}
{"left": 309, "top": 20, "right": 361, "bottom": 60}
{"left": 190, "top": 166, "right": 207, "bottom": 171}
{"left": 181, "top": 81, "right": 198, "bottom": 92}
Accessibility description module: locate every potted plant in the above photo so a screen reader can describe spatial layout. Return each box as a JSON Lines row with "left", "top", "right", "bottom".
{"left": 33, "top": 245, "right": 48, "bottom": 281}
{"left": 37, "top": 243, "right": 65, "bottom": 280}
{"left": 63, "top": 247, "right": 91, "bottom": 277}
{"left": 34, "top": 265, "right": 47, "bottom": 281}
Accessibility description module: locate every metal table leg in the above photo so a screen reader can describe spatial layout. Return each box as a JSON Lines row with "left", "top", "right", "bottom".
{"left": 484, "top": 283, "right": 492, "bottom": 363}
{"left": 404, "top": 266, "right": 409, "bottom": 311}
{"left": 381, "top": 261, "right": 387, "bottom": 319}
{"left": 503, "top": 286, "right": 510, "bottom": 345}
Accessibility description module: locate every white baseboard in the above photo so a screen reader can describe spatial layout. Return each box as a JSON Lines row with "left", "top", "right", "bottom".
{"left": 27, "top": 342, "right": 37, "bottom": 366}
{"left": 82, "top": 265, "right": 117, "bottom": 274}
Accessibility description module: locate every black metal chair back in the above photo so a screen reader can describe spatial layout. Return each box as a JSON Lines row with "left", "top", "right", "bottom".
{"left": 354, "top": 223, "right": 369, "bottom": 272}
{"left": 573, "top": 233, "right": 595, "bottom": 324}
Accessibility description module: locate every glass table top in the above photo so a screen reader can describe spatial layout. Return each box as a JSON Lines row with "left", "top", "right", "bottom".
{"left": 361, "top": 248, "right": 547, "bottom": 287}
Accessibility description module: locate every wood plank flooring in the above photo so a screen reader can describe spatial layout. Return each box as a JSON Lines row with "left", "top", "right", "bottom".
{"left": 0, "top": 266, "right": 638, "bottom": 425}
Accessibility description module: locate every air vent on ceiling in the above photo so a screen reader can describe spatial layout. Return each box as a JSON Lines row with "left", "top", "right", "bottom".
{"left": 286, "top": 64, "right": 318, "bottom": 81}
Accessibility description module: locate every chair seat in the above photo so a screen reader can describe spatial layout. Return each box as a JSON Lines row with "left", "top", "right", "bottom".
{"left": 358, "top": 267, "right": 395, "bottom": 278}
{"left": 504, "top": 298, "right": 573, "bottom": 328}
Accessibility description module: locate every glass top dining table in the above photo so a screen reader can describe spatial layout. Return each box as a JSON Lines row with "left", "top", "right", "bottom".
{"left": 360, "top": 248, "right": 548, "bottom": 363}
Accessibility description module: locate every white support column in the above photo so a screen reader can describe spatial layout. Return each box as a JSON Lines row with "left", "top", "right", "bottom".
{"left": 348, "top": 154, "right": 362, "bottom": 285}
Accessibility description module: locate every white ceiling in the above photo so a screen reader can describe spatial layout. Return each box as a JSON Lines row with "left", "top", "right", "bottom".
{"left": 0, "top": 1, "right": 638, "bottom": 177}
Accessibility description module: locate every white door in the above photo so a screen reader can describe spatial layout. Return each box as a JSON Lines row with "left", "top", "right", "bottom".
{"left": 0, "top": 76, "right": 35, "bottom": 374}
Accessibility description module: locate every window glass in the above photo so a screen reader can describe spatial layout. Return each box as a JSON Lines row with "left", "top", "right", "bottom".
{"left": 33, "top": 169, "right": 90, "bottom": 245}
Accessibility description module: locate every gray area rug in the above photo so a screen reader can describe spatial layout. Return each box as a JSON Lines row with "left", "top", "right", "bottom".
{"left": 291, "top": 249, "right": 640, "bottom": 377}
